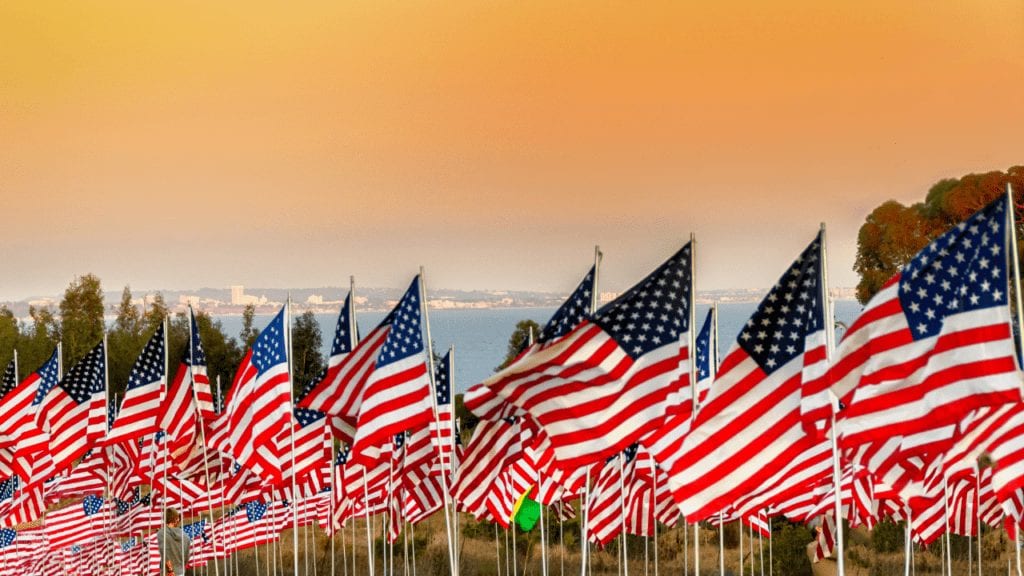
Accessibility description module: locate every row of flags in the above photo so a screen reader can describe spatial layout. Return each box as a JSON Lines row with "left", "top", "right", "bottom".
{"left": 1, "top": 192, "right": 1023, "bottom": 572}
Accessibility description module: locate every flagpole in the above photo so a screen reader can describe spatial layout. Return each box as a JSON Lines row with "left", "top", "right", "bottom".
{"left": 978, "top": 471, "right": 983, "bottom": 576}
{"left": 904, "top": 509, "right": 911, "bottom": 576}
{"left": 650, "top": 457, "right": 658, "bottom": 576}
{"left": 188, "top": 308, "right": 222, "bottom": 576}
{"left": 820, "top": 223, "right": 846, "bottom": 576}
{"left": 581, "top": 245, "right": 602, "bottom": 576}
{"left": 539, "top": 470, "right": 549, "bottom": 576}
{"left": 768, "top": 517, "right": 773, "bottom": 576}
{"left": 1005, "top": 185, "right": 1024, "bottom": 369}
{"left": 618, "top": 456, "right": 628, "bottom": 576}
{"left": 418, "top": 266, "right": 458, "bottom": 576}
{"left": 688, "top": 234, "right": 699, "bottom": 576}
{"left": 449, "top": 344, "right": 460, "bottom": 576}
{"left": 332, "top": 441, "right": 338, "bottom": 576}
{"left": 285, "top": 298, "right": 301, "bottom": 576}
{"left": 364, "top": 469, "right": 375, "bottom": 576}
{"left": 738, "top": 519, "right": 743, "bottom": 576}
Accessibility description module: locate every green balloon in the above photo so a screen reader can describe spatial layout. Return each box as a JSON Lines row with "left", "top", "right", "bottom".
{"left": 514, "top": 497, "right": 541, "bottom": 531}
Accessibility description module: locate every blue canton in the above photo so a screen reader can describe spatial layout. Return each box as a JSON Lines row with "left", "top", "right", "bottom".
{"left": 83, "top": 495, "right": 104, "bottom": 515}
{"left": 121, "top": 537, "right": 137, "bottom": 552}
{"left": 252, "top": 309, "right": 287, "bottom": 376}
{"left": 183, "top": 520, "right": 208, "bottom": 541}
{"left": 539, "top": 266, "right": 595, "bottom": 344}
{"left": 335, "top": 444, "right": 350, "bottom": 466}
{"left": 0, "top": 360, "right": 17, "bottom": 399}
{"left": 376, "top": 276, "right": 424, "bottom": 368}
{"left": 329, "top": 293, "right": 356, "bottom": 357}
{"left": 899, "top": 196, "right": 1009, "bottom": 340}
{"left": 294, "top": 406, "right": 325, "bottom": 428}
{"left": 30, "top": 349, "right": 64, "bottom": 406}
{"left": 592, "top": 244, "right": 692, "bottom": 358}
{"left": 187, "top": 309, "right": 207, "bottom": 367}
{"left": 127, "top": 323, "right": 164, "bottom": 391}
{"left": 737, "top": 232, "right": 823, "bottom": 375}
{"left": 435, "top": 350, "right": 452, "bottom": 406}
{"left": 0, "top": 528, "right": 15, "bottom": 549}
{"left": 695, "top": 308, "right": 714, "bottom": 380}
{"left": 245, "top": 500, "right": 268, "bottom": 522}
{"left": 0, "top": 476, "right": 18, "bottom": 502}
{"left": 57, "top": 342, "right": 105, "bottom": 404}
{"left": 107, "top": 398, "right": 118, "bottom": 430}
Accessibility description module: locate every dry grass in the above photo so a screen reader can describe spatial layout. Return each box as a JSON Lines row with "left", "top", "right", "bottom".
{"left": 191, "top": 515, "right": 1022, "bottom": 576}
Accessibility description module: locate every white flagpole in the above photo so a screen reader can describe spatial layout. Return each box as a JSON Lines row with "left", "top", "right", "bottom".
{"left": 341, "top": 511, "right": 348, "bottom": 576}
{"left": 768, "top": 517, "right": 773, "bottom": 576}
{"left": 580, "top": 467, "right": 592, "bottom": 576}
{"left": 495, "top": 523, "right": 502, "bottom": 576}
{"left": 619, "top": 456, "right": 628, "bottom": 576}
{"left": 904, "top": 509, "right": 912, "bottom": 576}
{"left": 978, "top": 471, "right": 984, "bottom": 576}
{"left": 738, "top": 519, "right": 743, "bottom": 576}
{"left": 688, "top": 233, "right": 700, "bottom": 576}
{"left": 1007, "top": 184, "right": 1024, "bottom": 369}
{"left": 650, "top": 458, "right": 658, "bottom": 576}
{"left": 418, "top": 267, "right": 458, "bottom": 576}
{"left": 411, "top": 522, "right": 418, "bottom": 576}
{"left": 944, "top": 477, "right": 953, "bottom": 576}
{"left": 285, "top": 298, "right": 301, "bottom": 576}
{"left": 364, "top": 470, "right": 375, "bottom": 576}
{"left": 820, "top": 223, "right": 845, "bottom": 576}
{"left": 758, "top": 525, "right": 764, "bottom": 576}
{"left": 540, "top": 483, "right": 549, "bottom": 576}
{"left": 449, "top": 345, "right": 460, "bottom": 576}
{"left": 513, "top": 524, "right": 518, "bottom": 576}
{"left": 684, "top": 522, "right": 688, "bottom": 576}
{"left": 188, "top": 308, "right": 222, "bottom": 576}
{"left": 558, "top": 501, "right": 565, "bottom": 576}
{"left": 718, "top": 514, "right": 725, "bottom": 576}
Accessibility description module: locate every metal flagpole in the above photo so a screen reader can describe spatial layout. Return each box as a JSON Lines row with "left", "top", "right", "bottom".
{"left": 513, "top": 525, "right": 518, "bottom": 576}
{"left": 738, "top": 520, "right": 743, "bottom": 576}
{"left": 449, "top": 347, "right": 460, "bottom": 576}
{"left": 539, "top": 470, "right": 549, "bottom": 576}
{"left": 333, "top": 441, "right": 339, "bottom": 576}
{"left": 188, "top": 308, "right": 222, "bottom": 576}
{"left": 495, "top": 524, "right": 502, "bottom": 576}
{"left": 579, "top": 246, "right": 602, "bottom": 576}
{"left": 768, "top": 517, "right": 773, "bottom": 576}
{"left": 820, "top": 223, "right": 845, "bottom": 576}
{"left": 944, "top": 477, "right": 953, "bottom": 576}
{"left": 759, "top": 526, "right": 764, "bottom": 576}
{"left": 684, "top": 522, "right": 688, "bottom": 576}
{"left": 904, "top": 509, "right": 911, "bottom": 576}
{"left": 718, "top": 514, "right": 725, "bottom": 576}
{"left": 689, "top": 233, "right": 700, "bottom": 576}
{"left": 650, "top": 457, "right": 658, "bottom": 576}
{"left": 619, "top": 456, "right": 628, "bottom": 576}
{"left": 411, "top": 523, "right": 418, "bottom": 576}
{"left": 364, "top": 471, "right": 375, "bottom": 576}
{"left": 418, "top": 267, "right": 458, "bottom": 576}
{"left": 978, "top": 471, "right": 983, "bottom": 576}
{"left": 558, "top": 501, "right": 564, "bottom": 576}
{"left": 285, "top": 298, "right": 302, "bottom": 576}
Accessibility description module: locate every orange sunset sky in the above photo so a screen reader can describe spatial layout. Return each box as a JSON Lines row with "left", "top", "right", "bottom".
{"left": 1, "top": 1, "right": 1022, "bottom": 301}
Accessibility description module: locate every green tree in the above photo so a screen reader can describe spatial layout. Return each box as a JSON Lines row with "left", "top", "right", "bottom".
{"left": 107, "top": 286, "right": 146, "bottom": 397}
{"left": 59, "top": 274, "right": 105, "bottom": 366}
{"left": 142, "top": 292, "right": 170, "bottom": 333}
{"left": 0, "top": 307, "right": 18, "bottom": 369}
{"left": 496, "top": 319, "right": 541, "bottom": 371}
{"left": 167, "top": 310, "right": 244, "bottom": 409}
{"left": 291, "top": 310, "right": 324, "bottom": 396}
{"left": 240, "top": 304, "right": 260, "bottom": 349}
{"left": 854, "top": 166, "right": 1024, "bottom": 303}
{"left": 17, "top": 306, "right": 60, "bottom": 373}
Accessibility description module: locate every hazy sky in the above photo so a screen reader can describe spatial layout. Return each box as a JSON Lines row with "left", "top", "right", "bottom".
{"left": 2, "top": 1, "right": 1021, "bottom": 302}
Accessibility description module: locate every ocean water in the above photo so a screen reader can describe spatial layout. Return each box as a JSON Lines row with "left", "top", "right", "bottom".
{"left": 217, "top": 300, "right": 863, "bottom": 394}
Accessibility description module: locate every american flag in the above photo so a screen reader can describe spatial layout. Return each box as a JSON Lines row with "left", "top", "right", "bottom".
{"left": 668, "top": 233, "right": 831, "bottom": 521}
{"left": 586, "top": 449, "right": 632, "bottom": 547}
{"left": 159, "top": 360, "right": 199, "bottom": 467}
{"left": 813, "top": 514, "right": 836, "bottom": 562}
{"left": 403, "top": 347, "right": 456, "bottom": 476}
{"left": 0, "top": 528, "right": 15, "bottom": 549}
{"left": 188, "top": 307, "right": 217, "bottom": 420}
{"left": 348, "top": 276, "right": 434, "bottom": 467}
{"left": 467, "top": 246, "right": 693, "bottom": 470}
{"left": 464, "top": 266, "right": 594, "bottom": 422}
{"left": 37, "top": 341, "right": 106, "bottom": 473}
{"left": 222, "top": 307, "right": 291, "bottom": 484}
{"left": 44, "top": 494, "right": 107, "bottom": 549}
{"left": 299, "top": 292, "right": 376, "bottom": 442}
{"left": 694, "top": 307, "right": 716, "bottom": 408}
{"left": 0, "top": 349, "right": 58, "bottom": 478}
{"left": 450, "top": 418, "right": 523, "bottom": 521}
{"left": 108, "top": 323, "right": 166, "bottom": 444}
{"left": 279, "top": 403, "right": 329, "bottom": 488}
{"left": 812, "top": 196, "right": 1020, "bottom": 446}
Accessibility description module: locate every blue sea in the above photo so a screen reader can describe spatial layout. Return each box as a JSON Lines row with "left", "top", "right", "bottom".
{"left": 217, "top": 300, "right": 863, "bottom": 394}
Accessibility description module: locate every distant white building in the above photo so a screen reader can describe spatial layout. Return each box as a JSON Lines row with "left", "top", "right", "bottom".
{"left": 179, "top": 295, "right": 201, "bottom": 306}
{"left": 230, "top": 285, "right": 245, "bottom": 305}
{"left": 306, "top": 294, "right": 324, "bottom": 305}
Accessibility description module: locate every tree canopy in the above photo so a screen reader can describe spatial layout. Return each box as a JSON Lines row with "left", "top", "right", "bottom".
{"left": 854, "top": 166, "right": 1024, "bottom": 303}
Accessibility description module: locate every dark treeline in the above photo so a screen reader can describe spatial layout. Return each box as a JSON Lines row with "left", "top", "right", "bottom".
{"left": 0, "top": 276, "right": 325, "bottom": 400}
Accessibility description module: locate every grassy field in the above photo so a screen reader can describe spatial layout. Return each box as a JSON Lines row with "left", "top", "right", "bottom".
{"left": 194, "top": 512, "right": 1022, "bottom": 576}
